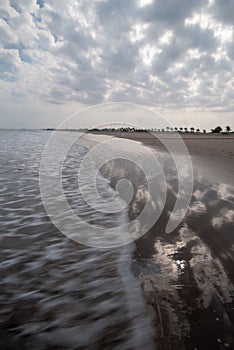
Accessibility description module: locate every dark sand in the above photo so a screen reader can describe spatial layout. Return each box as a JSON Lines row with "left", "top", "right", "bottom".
{"left": 90, "top": 131, "right": 234, "bottom": 350}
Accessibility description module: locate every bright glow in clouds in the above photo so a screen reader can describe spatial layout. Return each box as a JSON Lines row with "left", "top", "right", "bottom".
{"left": 159, "top": 31, "right": 173, "bottom": 45}
{"left": 130, "top": 24, "right": 148, "bottom": 42}
{"left": 138, "top": 0, "right": 153, "bottom": 8}
{"left": 140, "top": 45, "right": 161, "bottom": 66}
{"left": 185, "top": 12, "right": 233, "bottom": 42}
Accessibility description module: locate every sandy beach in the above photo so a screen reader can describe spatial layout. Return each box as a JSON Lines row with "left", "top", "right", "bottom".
{"left": 90, "top": 130, "right": 234, "bottom": 349}
{"left": 92, "top": 131, "right": 234, "bottom": 186}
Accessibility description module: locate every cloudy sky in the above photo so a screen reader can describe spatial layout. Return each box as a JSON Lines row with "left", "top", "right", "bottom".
{"left": 0, "top": 0, "right": 234, "bottom": 129}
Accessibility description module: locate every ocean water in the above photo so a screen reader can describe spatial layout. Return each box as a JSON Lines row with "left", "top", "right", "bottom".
{"left": 1, "top": 130, "right": 234, "bottom": 350}
{"left": 0, "top": 130, "right": 154, "bottom": 350}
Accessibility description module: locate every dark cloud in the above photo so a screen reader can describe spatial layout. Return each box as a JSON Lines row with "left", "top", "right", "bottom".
{"left": 141, "top": 0, "right": 206, "bottom": 25}
{"left": 181, "top": 25, "right": 217, "bottom": 51}
{"left": 95, "top": 0, "right": 137, "bottom": 33}
{"left": 213, "top": 0, "right": 234, "bottom": 25}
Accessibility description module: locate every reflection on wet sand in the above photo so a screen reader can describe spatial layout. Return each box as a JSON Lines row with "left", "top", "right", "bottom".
{"left": 93, "top": 136, "right": 234, "bottom": 349}
{"left": 129, "top": 154, "right": 234, "bottom": 350}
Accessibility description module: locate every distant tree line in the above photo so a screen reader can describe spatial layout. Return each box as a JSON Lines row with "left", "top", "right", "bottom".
{"left": 90, "top": 125, "right": 232, "bottom": 134}
{"left": 211, "top": 126, "right": 231, "bottom": 133}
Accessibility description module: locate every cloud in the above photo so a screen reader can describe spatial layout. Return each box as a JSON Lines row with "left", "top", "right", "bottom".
{"left": 141, "top": 0, "right": 206, "bottom": 25}
{"left": 0, "top": 0, "right": 234, "bottom": 125}
{"left": 213, "top": 0, "right": 234, "bottom": 25}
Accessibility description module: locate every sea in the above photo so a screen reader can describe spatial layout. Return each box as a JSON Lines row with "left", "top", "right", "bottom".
{"left": 0, "top": 129, "right": 234, "bottom": 350}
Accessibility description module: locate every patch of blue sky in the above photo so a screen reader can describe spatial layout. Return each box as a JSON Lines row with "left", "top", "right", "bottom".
{"left": 52, "top": 33, "right": 59, "bottom": 43}
{"left": 3, "top": 43, "right": 19, "bottom": 50}
{"left": 0, "top": 10, "right": 10, "bottom": 25}
{"left": 18, "top": 50, "right": 34, "bottom": 64}
{"left": 36, "top": 0, "right": 45, "bottom": 9}
{"left": 0, "top": 61, "right": 18, "bottom": 82}
{"left": 9, "top": 2, "right": 22, "bottom": 14}
{"left": 3, "top": 42, "right": 33, "bottom": 63}
{"left": 32, "top": 12, "right": 42, "bottom": 23}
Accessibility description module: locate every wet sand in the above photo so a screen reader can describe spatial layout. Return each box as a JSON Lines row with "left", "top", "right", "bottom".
{"left": 91, "top": 131, "right": 234, "bottom": 349}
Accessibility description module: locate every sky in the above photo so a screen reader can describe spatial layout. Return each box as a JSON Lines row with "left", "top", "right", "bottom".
{"left": 0, "top": 0, "right": 234, "bottom": 130}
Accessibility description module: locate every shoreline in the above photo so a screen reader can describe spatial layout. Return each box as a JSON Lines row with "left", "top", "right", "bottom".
{"left": 90, "top": 131, "right": 234, "bottom": 187}
{"left": 88, "top": 130, "right": 234, "bottom": 349}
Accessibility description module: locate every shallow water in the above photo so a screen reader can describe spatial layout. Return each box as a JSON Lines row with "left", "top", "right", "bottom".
{"left": 0, "top": 130, "right": 234, "bottom": 350}
{"left": 0, "top": 130, "right": 154, "bottom": 350}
